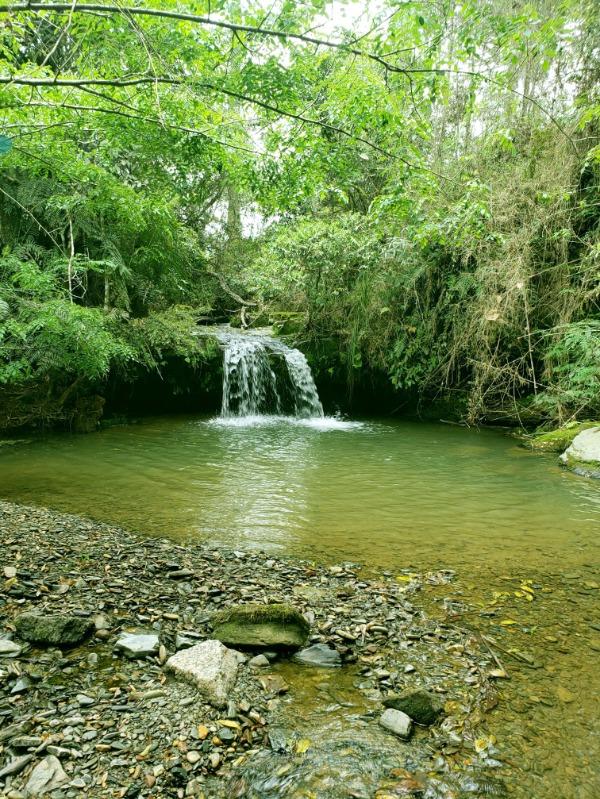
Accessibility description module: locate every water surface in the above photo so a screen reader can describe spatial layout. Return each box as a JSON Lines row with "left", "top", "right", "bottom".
{"left": 1, "top": 415, "right": 598, "bottom": 570}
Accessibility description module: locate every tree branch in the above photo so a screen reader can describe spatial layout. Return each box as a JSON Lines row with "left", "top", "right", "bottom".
{"left": 0, "top": 75, "right": 442, "bottom": 174}
{"left": 0, "top": 0, "right": 579, "bottom": 150}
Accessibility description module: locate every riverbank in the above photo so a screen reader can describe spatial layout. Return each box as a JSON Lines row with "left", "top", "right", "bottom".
{"left": 0, "top": 502, "right": 518, "bottom": 798}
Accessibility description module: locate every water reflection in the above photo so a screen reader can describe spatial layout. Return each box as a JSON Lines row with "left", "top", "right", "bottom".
{"left": 0, "top": 415, "right": 599, "bottom": 570}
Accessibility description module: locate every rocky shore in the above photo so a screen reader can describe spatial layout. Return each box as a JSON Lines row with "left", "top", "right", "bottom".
{"left": 0, "top": 502, "right": 508, "bottom": 798}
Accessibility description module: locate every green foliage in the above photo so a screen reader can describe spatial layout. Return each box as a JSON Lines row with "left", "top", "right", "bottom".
{"left": 535, "top": 321, "right": 600, "bottom": 420}
{"left": 0, "top": 0, "right": 598, "bottom": 427}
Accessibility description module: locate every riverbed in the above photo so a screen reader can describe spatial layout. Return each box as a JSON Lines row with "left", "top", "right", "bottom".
{"left": 0, "top": 416, "right": 599, "bottom": 798}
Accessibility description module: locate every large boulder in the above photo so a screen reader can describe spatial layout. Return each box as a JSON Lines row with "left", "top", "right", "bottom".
{"left": 212, "top": 604, "right": 309, "bottom": 650}
{"left": 165, "top": 639, "right": 241, "bottom": 708}
{"left": 560, "top": 427, "right": 600, "bottom": 478}
{"left": 383, "top": 688, "right": 442, "bottom": 726}
{"left": 15, "top": 613, "right": 93, "bottom": 647}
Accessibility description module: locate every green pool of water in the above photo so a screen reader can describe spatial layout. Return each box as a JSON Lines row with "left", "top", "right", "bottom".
{"left": 1, "top": 415, "right": 598, "bottom": 570}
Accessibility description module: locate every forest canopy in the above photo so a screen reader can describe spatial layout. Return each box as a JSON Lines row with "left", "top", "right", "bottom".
{"left": 0, "top": 0, "right": 599, "bottom": 429}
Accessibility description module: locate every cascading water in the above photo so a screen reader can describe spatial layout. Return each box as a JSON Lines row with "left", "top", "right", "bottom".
{"left": 217, "top": 328, "right": 324, "bottom": 418}
{"left": 282, "top": 347, "right": 324, "bottom": 418}
{"left": 221, "top": 336, "right": 282, "bottom": 417}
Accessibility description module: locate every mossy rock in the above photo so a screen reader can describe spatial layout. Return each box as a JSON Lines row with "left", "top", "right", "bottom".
{"left": 15, "top": 613, "right": 94, "bottom": 647}
{"left": 383, "top": 689, "right": 443, "bottom": 726}
{"left": 559, "top": 427, "right": 600, "bottom": 479}
{"left": 212, "top": 603, "right": 310, "bottom": 650}
{"left": 525, "top": 421, "right": 600, "bottom": 453}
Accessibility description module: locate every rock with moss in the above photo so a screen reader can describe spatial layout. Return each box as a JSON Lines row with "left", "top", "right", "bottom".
{"left": 559, "top": 427, "right": 600, "bottom": 478}
{"left": 526, "top": 422, "right": 600, "bottom": 453}
{"left": 212, "top": 603, "right": 310, "bottom": 650}
{"left": 15, "top": 613, "right": 94, "bottom": 647}
{"left": 383, "top": 689, "right": 443, "bottom": 726}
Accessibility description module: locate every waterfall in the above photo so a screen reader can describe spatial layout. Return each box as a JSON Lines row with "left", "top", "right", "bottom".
{"left": 282, "top": 347, "right": 324, "bottom": 418}
{"left": 218, "top": 329, "right": 324, "bottom": 418}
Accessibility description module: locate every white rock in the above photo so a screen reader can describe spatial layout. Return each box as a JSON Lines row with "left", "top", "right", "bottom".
{"left": 165, "top": 639, "right": 240, "bottom": 708}
{"left": 0, "top": 639, "right": 22, "bottom": 657}
{"left": 114, "top": 632, "right": 159, "bottom": 658}
{"left": 561, "top": 427, "right": 600, "bottom": 466}
{"left": 379, "top": 708, "right": 413, "bottom": 740}
{"left": 24, "top": 756, "right": 69, "bottom": 796}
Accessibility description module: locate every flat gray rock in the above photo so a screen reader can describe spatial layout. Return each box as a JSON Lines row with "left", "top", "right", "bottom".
{"left": 165, "top": 639, "right": 240, "bottom": 708}
{"left": 0, "top": 639, "right": 22, "bottom": 657}
{"left": 379, "top": 708, "right": 413, "bottom": 740}
{"left": 24, "top": 755, "right": 69, "bottom": 795}
{"left": 114, "top": 632, "right": 160, "bottom": 658}
{"left": 293, "top": 643, "right": 341, "bottom": 668}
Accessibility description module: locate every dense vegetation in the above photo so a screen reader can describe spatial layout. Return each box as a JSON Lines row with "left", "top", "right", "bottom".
{"left": 1, "top": 0, "right": 599, "bottom": 429}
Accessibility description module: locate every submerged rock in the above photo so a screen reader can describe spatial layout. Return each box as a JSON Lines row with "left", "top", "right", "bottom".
{"left": 379, "top": 708, "right": 413, "bottom": 740}
{"left": 24, "top": 756, "right": 69, "bottom": 795}
{"left": 165, "top": 639, "right": 240, "bottom": 708}
{"left": 560, "top": 427, "right": 600, "bottom": 478}
{"left": 212, "top": 603, "right": 310, "bottom": 650}
{"left": 293, "top": 643, "right": 341, "bottom": 668}
{"left": 383, "top": 688, "right": 442, "bottom": 726}
{"left": 15, "top": 613, "right": 93, "bottom": 647}
{"left": 114, "top": 631, "right": 160, "bottom": 658}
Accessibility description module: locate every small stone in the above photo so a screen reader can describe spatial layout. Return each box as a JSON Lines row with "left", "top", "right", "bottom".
{"left": 0, "top": 639, "right": 22, "bottom": 657}
{"left": 248, "top": 654, "right": 270, "bottom": 669}
{"left": 217, "top": 727, "right": 235, "bottom": 743}
{"left": 293, "top": 643, "right": 341, "bottom": 668}
{"left": 0, "top": 755, "right": 33, "bottom": 779}
{"left": 167, "top": 569, "right": 195, "bottom": 579}
{"left": 186, "top": 779, "right": 204, "bottom": 796}
{"left": 197, "top": 724, "right": 209, "bottom": 740}
{"left": 383, "top": 689, "right": 442, "bottom": 725}
{"left": 76, "top": 693, "right": 95, "bottom": 706}
{"left": 10, "top": 736, "right": 42, "bottom": 749}
{"left": 379, "top": 708, "right": 413, "bottom": 740}
{"left": 114, "top": 632, "right": 160, "bottom": 659}
{"left": 258, "top": 674, "right": 289, "bottom": 695}
{"left": 3, "top": 565, "right": 17, "bottom": 579}
{"left": 208, "top": 752, "right": 221, "bottom": 770}
{"left": 186, "top": 750, "right": 201, "bottom": 764}
{"left": 11, "top": 677, "right": 31, "bottom": 694}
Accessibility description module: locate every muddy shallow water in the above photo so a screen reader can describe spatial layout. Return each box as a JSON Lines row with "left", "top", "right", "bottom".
{"left": 1, "top": 416, "right": 599, "bottom": 797}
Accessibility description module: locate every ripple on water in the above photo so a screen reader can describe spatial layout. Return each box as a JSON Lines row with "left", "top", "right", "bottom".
{"left": 206, "top": 414, "right": 369, "bottom": 431}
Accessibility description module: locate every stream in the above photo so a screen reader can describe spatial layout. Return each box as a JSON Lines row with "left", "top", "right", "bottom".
{"left": 0, "top": 330, "right": 599, "bottom": 797}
